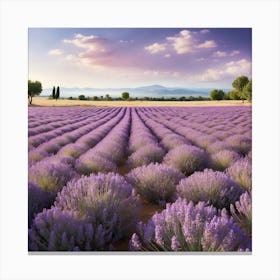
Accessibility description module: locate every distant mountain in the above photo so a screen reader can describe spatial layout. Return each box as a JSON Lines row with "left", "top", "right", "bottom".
{"left": 41, "top": 85, "right": 231, "bottom": 98}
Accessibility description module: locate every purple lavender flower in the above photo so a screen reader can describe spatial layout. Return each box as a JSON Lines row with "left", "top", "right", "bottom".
{"left": 127, "top": 144, "right": 165, "bottom": 169}
{"left": 28, "top": 182, "right": 55, "bottom": 227}
{"left": 28, "top": 160, "right": 76, "bottom": 193}
{"left": 129, "top": 198, "right": 250, "bottom": 251}
{"left": 75, "top": 154, "right": 118, "bottom": 175}
{"left": 210, "top": 149, "right": 241, "bottom": 171}
{"left": 230, "top": 192, "right": 252, "bottom": 236}
{"left": 58, "top": 143, "right": 88, "bottom": 158}
{"left": 126, "top": 163, "right": 184, "bottom": 205}
{"left": 160, "top": 134, "right": 192, "bottom": 151}
{"left": 55, "top": 173, "right": 140, "bottom": 243}
{"left": 226, "top": 157, "right": 252, "bottom": 192}
{"left": 226, "top": 135, "right": 252, "bottom": 155}
{"left": 206, "top": 141, "right": 233, "bottom": 154}
{"left": 28, "top": 207, "right": 109, "bottom": 251}
{"left": 201, "top": 208, "right": 251, "bottom": 251}
{"left": 164, "top": 144, "right": 209, "bottom": 176}
{"left": 176, "top": 169, "right": 244, "bottom": 209}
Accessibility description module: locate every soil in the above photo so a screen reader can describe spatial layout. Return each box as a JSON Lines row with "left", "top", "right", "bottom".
{"left": 113, "top": 196, "right": 163, "bottom": 251}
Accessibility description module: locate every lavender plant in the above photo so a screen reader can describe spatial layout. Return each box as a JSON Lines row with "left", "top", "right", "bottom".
{"left": 75, "top": 154, "right": 118, "bottom": 175}
{"left": 129, "top": 198, "right": 251, "bottom": 251}
{"left": 226, "top": 135, "right": 252, "bottom": 155}
{"left": 127, "top": 144, "right": 165, "bottom": 169}
{"left": 176, "top": 169, "right": 244, "bottom": 209}
{"left": 29, "top": 207, "right": 109, "bottom": 251}
{"left": 226, "top": 157, "right": 252, "bottom": 192}
{"left": 54, "top": 173, "right": 140, "bottom": 243}
{"left": 58, "top": 143, "right": 88, "bottom": 158}
{"left": 126, "top": 163, "right": 184, "bottom": 205}
{"left": 210, "top": 149, "right": 240, "bottom": 171}
{"left": 230, "top": 192, "right": 252, "bottom": 236}
{"left": 28, "top": 160, "right": 76, "bottom": 193}
{"left": 28, "top": 182, "right": 55, "bottom": 227}
{"left": 163, "top": 144, "right": 209, "bottom": 176}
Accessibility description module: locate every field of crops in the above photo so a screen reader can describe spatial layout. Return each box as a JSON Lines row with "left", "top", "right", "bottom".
{"left": 28, "top": 106, "right": 252, "bottom": 252}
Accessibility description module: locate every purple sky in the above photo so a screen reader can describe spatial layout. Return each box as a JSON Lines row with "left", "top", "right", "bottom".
{"left": 29, "top": 28, "right": 251, "bottom": 89}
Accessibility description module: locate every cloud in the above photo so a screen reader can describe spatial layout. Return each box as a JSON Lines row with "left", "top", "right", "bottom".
{"left": 166, "top": 29, "right": 217, "bottom": 54}
{"left": 230, "top": 50, "right": 240, "bottom": 56}
{"left": 63, "top": 33, "right": 109, "bottom": 53}
{"left": 144, "top": 43, "right": 166, "bottom": 54}
{"left": 213, "top": 51, "right": 227, "bottom": 57}
{"left": 48, "top": 49, "right": 63, "bottom": 56}
{"left": 167, "top": 30, "right": 195, "bottom": 54}
{"left": 190, "top": 58, "right": 251, "bottom": 82}
{"left": 200, "top": 29, "right": 210, "bottom": 34}
{"left": 224, "top": 59, "right": 251, "bottom": 76}
{"left": 164, "top": 53, "right": 171, "bottom": 58}
{"left": 197, "top": 40, "right": 217, "bottom": 49}
{"left": 213, "top": 50, "right": 240, "bottom": 57}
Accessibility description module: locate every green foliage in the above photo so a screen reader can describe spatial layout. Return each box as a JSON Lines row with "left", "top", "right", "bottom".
{"left": 28, "top": 80, "right": 42, "bottom": 104}
{"left": 52, "top": 86, "right": 56, "bottom": 99}
{"left": 78, "top": 95, "right": 86, "bottom": 100}
{"left": 93, "top": 96, "right": 98, "bottom": 101}
{"left": 55, "top": 86, "right": 60, "bottom": 100}
{"left": 210, "top": 89, "right": 225, "bottom": 100}
{"left": 232, "top": 76, "right": 249, "bottom": 101}
{"left": 122, "top": 92, "right": 130, "bottom": 100}
{"left": 242, "top": 80, "right": 252, "bottom": 101}
{"left": 228, "top": 90, "right": 241, "bottom": 100}
{"left": 105, "top": 94, "right": 111, "bottom": 101}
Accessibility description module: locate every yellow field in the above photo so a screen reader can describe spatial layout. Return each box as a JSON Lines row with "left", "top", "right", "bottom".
{"left": 30, "top": 97, "right": 251, "bottom": 107}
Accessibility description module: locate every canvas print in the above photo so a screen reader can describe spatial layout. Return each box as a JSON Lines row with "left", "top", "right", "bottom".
{"left": 28, "top": 28, "right": 252, "bottom": 252}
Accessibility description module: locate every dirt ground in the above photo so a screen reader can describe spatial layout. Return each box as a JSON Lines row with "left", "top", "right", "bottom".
{"left": 30, "top": 97, "right": 251, "bottom": 107}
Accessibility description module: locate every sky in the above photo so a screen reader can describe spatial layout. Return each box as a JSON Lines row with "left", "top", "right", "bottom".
{"left": 29, "top": 28, "right": 252, "bottom": 89}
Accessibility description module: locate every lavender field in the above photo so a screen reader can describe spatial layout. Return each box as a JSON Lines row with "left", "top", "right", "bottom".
{"left": 28, "top": 106, "right": 252, "bottom": 252}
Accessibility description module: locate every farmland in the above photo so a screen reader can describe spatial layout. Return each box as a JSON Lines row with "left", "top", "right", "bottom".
{"left": 28, "top": 106, "right": 252, "bottom": 252}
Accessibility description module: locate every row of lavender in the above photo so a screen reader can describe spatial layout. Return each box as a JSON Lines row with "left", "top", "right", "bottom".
{"left": 28, "top": 106, "right": 252, "bottom": 251}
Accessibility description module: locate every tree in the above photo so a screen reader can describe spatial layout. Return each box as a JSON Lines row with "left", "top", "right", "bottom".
{"left": 55, "top": 86, "right": 60, "bottom": 100}
{"left": 121, "top": 92, "right": 130, "bottom": 100}
{"left": 93, "top": 96, "right": 98, "bottom": 101}
{"left": 28, "top": 80, "right": 42, "bottom": 105}
{"left": 78, "top": 95, "right": 86, "bottom": 100}
{"left": 232, "top": 76, "right": 249, "bottom": 102}
{"left": 52, "top": 86, "right": 56, "bottom": 99}
{"left": 210, "top": 89, "right": 225, "bottom": 100}
{"left": 228, "top": 90, "right": 241, "bottom": 100}
{"left": 242, "top": 80, "right": 252, "bottom": 101}
{"left": 105, "top": 94, "right": 111, "bottom": 101}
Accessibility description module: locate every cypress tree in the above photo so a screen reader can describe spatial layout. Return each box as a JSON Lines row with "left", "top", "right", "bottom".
{"left": 55, "top": 86, "right": 60, "bottom": 100}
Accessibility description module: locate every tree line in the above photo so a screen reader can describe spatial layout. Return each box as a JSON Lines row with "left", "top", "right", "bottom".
{"left": 210, "top": 76, "right": 252, "bottom": 101}
{"left": 28, "top": 75, "right": 252, "bottom": 104}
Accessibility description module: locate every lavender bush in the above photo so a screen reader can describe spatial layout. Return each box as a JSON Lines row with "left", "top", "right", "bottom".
{"left": 75, "top": 154, "right": 117, "bottom": 175}
{"left": 177, "top": 169, "right": 244, "bottom": 209}
{"left": 230, "top": 192, "right": 252, "bottom": 236}
{"left": 126, "top": 163, "right": 184, "bottom": 205}
{"left": 58, "top": 143, "right": 88, "bottom": 158}
{"left": 55, "top": 173, "right": 140, "bottom": 243}
{"left": 29, "top": 160, "right": 76, "bottom": 193}
{"left": 164, "top": 144, "right": 209, "bottom": 176}
{"left": 226, "top": 157, "right": 252, "bottom": 192}
{"left": 160, "top": 134, "right": 192, "bottom": 151}
{"left": 127, "top": 144, "right": 165, "bottom": 169}
{"left": 210, "top": 149, "right": 240, "bottom": 171}
{"left": 29, "top": 207, "right": 110, "bottom": 251}
{"left": 226, "top": 135, "right": 251, "bottom": 155}
{"left": 129, "top": 198, "right": 251, "bottom": 251}
{"left": 28, "top": 182, "right": 55, "bottom": 227}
